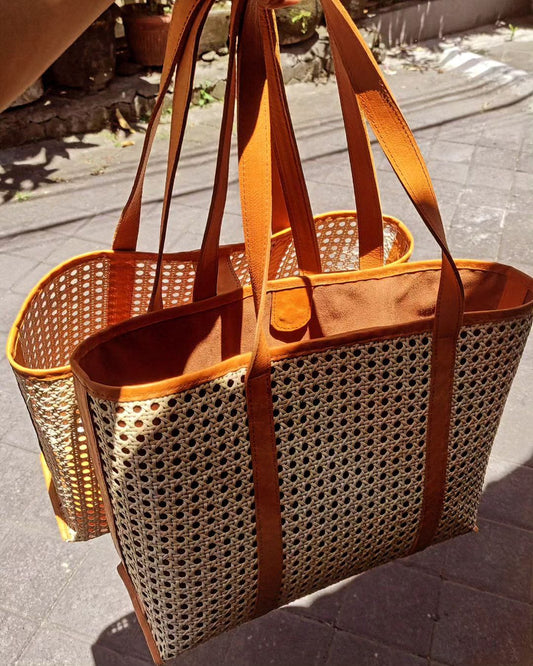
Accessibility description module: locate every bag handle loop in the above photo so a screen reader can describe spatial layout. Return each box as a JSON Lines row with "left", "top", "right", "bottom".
{"left": 114, "top": 0, "right": 388, "bottom": 300}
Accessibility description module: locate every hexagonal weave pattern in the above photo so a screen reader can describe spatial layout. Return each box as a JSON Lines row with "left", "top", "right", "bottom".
{"left": 85, "top": 314, "right": 531, "bottom": 660}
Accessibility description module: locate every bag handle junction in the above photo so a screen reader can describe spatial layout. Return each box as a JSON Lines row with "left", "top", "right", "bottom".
{"left": 112, "top": 0, "right": 387, "bottom": 303}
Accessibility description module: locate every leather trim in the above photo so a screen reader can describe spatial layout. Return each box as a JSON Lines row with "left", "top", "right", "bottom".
{"left": 73, "top": 377, "right": 165, "bottom": 662}
{"left": 117, "top": 564, "right": 164, "bottom": 666}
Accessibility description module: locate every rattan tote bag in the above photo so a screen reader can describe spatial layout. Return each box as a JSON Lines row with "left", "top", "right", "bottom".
{"left": 6, "top": 0, "right": 413, "bottom": 543}
{"left": 70, "top": 0, "right": 533, "bottom": 663}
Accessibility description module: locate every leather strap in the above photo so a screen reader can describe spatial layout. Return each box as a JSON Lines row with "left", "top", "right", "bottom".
{"left": 113, "top": 0, "right": 207, "bottom": 251}
{"left": 330, "top": 40, "right": 384, "bottom": 268}
{"left": 238, "top": 0, "right": 283, "bottom": 616}
{"left": 238, "top": 0, "right": 465, "bottom": 585}
{"left": 319, "top": 0, "right": 465, "bottom": 550}
{"left": 115, "top": 0, "right": 387, "bottom": 296}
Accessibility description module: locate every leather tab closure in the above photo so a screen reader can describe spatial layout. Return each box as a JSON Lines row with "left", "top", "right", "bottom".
{"left": 271, "top": 287, "right": 312, "bottom": 333}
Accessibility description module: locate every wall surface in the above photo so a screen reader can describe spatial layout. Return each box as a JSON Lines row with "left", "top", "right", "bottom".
{"left": 359, "top": 0, "right": 531, "bottom": 45}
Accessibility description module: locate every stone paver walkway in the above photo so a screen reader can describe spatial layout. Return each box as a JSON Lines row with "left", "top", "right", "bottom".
{"left": 0, "top": 20, "right": 532, "bottom": 666}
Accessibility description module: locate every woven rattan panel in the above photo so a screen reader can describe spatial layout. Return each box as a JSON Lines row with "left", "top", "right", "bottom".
{"left": 273, "top": 215, "right": 405, "bottom": 278}
{"left": 272, "top": 333, "right": 431, "bottom": 604}
{"left": 18, "top": 256, "right": 113, "bottom": 370}
{"left": 86, "top": 314, "right": 530, "bottom": 659}
{"left": 17, "top": 214, "right": 405, "bottom": 372}
{"left": 435, "top": 315, "right": 533, "bottom": 541}
{"left": 12, "top": 213, "right": 409, "bottom": 541}
{"left": 88, "top": 370, "right": 257, "bottom": 660}
{"left": 16, "top": 373, "right": 108, "bottom": 541}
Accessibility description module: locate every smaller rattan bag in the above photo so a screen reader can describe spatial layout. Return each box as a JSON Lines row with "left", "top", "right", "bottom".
{"left": 6, "top": 0, "right": 413, "bottom": 542}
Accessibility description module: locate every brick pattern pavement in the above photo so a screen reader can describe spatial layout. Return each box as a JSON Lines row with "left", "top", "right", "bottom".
{"left": 0, "top": 34, "right": 532, "bottom": 666}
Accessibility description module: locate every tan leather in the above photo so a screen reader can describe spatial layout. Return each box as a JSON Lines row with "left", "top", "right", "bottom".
{"left": 329, "top": 39, "right": 384, "bottom": 268}
{"left": 317, "top": 0, "right": 465, "bottom": 551}
{"left": 237, "top": 0, "right": 284, "bottom": 615}
{"left": 113, "top": 0, "right": 209, "bottom": 252}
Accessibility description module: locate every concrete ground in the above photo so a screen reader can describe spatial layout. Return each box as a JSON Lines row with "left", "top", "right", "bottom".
{"left": 0, "top": 19, "right": 532, "bottom": 666}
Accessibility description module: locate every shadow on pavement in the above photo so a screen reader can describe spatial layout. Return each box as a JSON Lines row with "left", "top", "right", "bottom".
{"left": 0, "top": 137, "right": 99, "bottom": 203}
{"left": 91, "top": 452, "right": 532, "bottom": 665}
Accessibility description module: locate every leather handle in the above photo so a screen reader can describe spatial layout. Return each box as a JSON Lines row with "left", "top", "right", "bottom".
{"left": 112, "top": 0, "right": 291, "bottom": 256}
{"left": 236, "top": 0, "right": 467, "bottom": 616}
{"left": 112, "top": 0, "right": 207, "bottom": 252}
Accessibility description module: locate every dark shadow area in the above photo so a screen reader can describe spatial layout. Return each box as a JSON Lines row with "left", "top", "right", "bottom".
{"left": 0, "top": 137, "right": 98, "bottom": 203}
{"left": 91, "top": 454, "right": 533, "bottom": 666}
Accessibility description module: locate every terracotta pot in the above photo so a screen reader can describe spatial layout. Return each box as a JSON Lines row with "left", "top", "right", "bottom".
{"left": 276, "top": 0, "right": 322, "bottom": 46}
{"left": 51, "top": 8, "right": 116, "bottom": 91}
{"left": 123, "top": 10, "right": 171, "bottom": 67}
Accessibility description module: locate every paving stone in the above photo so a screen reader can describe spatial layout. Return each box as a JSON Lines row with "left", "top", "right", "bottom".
{"left": 325, "top": 630, "right": 427, "bottom": 666}
{"left": 466, "top": 165, "right": 515, "bottom": 192}
{"left": 512, "top": 169, "right": 533, "bottom": 193}
{"left": 431, "top": 582, "right": 533, "bottom": 666}
{"left": 429, "top": 140, "right": 476, "bottom": 164}
{"left": 71, "top": 211, "right": 122, "bottom": 247}
{"left": 448, "top": 204, "right": 504, "bottom": 259}
{"left": 472, "top": 145, "right": 519, "bottom": 171}
{"left": 426, "top": 159, "right": 470, "bottom": 185}
{"left": 458, "top": 184, "right": 510, "bottom": 210}
{"left": 303, "top": 155, "right": 353, "bottom": 189}
{"left": 335, "top": 563, "right": 440, "bottom": 656}
{"left": 15, "top": 625, "right": 97, "bottom": 666}
{"left": 40, "top": 235, "right": 99, "bottom": 266}
{"left": 0, "top": 290, "right": 25, "bottom": 334}
{"left": 477, "top": 120, "right": 526, "bottom": 152}
{"left": 500, "top": 209, "right": 533, "bottom": 265}
{"left": 47, "top": 535, "right": 132, "bottom": 643}
{"left": 8, "top": 261, "right": 57, "bottom": 296}
{"left": 0, "top": 365, "right": 44, "bottom": 454}
{"left": 0, "top": 228, "right": 67, "bottom": 260}
{"left": 447, "top": 226, "right": 501, "bottom": 260}
{"left": 490, "top": 338, "right": 533, "bottom": 467}
{"left": 479, "top": 459, "right": 533, "bottom": 530}
{"left": 517, "top": 148, "right": 533, "bottom": 173}
{"left": 222, "top": 610, "right": 333, "bottom": 666}
{"left": 0, "top": 442, "right": 44, "bottom": 533}
{"left": 0, "top": 526, "right": 89, "bottom": 622}
{"left": 166, "top": 628, "right": 233, "bottom": 666}
{"left": 442, "top": 518, "right": 533, "bottom": 602}
{"left": 0, "top": 608, "right": 38, "bottom": 665}
{"left": 89, "top": 613, "right": 153, "bottom": 666}
{"left": 0, "top": 254, "right": 40, "bottom": 291}
{"left": 306, "top": 180, "right": 357, "bottom": 214}
{"left": 285, "top": 576, "right": 353, "bottom": 625}
{"left": 400, "top": 541, "right": 448, "bottom": 576}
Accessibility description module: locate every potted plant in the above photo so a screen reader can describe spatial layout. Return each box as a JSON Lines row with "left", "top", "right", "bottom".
{"left": 276, "top": 0, "right": 322, "bottom": 45}
{"left": 122, "top": 0, "right": 174, "bottom": 67}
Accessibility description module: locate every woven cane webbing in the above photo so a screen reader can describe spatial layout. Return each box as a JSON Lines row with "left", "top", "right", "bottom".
{"left": 86, "top": 314, "right": 530, "bottom": 659}
{"left": 17, "top": 257, "right": 112, "bottom": 371}
{"left": 15, "top": 374, "right": 107, "bottom": 541}
{"left": 88, "top": 370, "right": 256, "bottom": 660}
{"left": 272, "top": 215, "right": 406, "bottom": 279}
{"left": 435, "top": 315, "right": 533, "bottom": 541}
{"left": 272, "top": 334, "right": 432, "bottom": 604}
